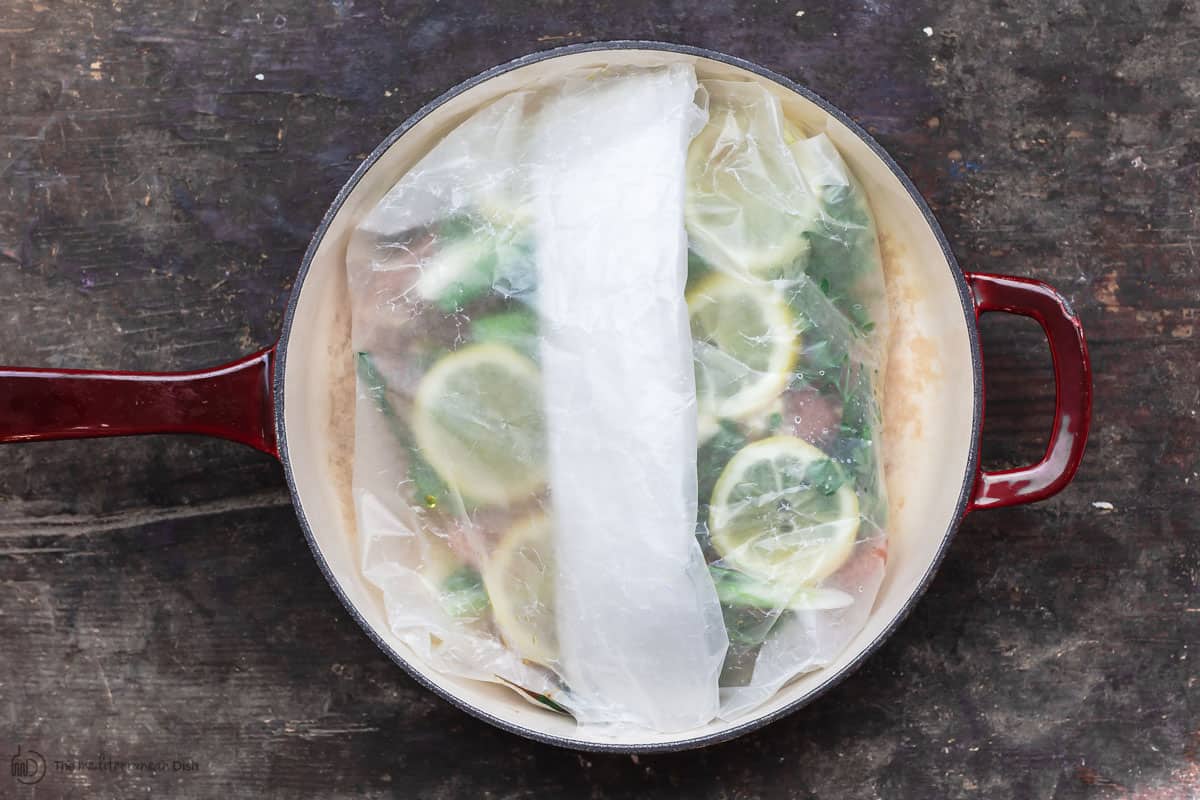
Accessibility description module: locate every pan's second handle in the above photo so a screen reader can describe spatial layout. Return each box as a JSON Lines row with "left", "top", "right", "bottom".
{"left": 0, "top": 347, "right": 277, "bottom": 456}
{"left": 966, "top": 273, "right": 1092, "bottom": 511}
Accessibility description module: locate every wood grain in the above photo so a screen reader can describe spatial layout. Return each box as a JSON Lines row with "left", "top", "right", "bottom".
{"left": 1, "top": 0, "right": 1197, "bottom": 798}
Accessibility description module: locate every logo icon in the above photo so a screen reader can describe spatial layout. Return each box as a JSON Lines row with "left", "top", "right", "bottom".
{"left": 10, "top": 746, "right": 46, "bottom": 785}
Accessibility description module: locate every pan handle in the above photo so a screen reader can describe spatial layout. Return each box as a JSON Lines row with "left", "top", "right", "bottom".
{"left": 965, "top": 273, "right": 1091, "bottom": 511}
{"left": 0, "top": 346, "right": 277, "bottom": 457}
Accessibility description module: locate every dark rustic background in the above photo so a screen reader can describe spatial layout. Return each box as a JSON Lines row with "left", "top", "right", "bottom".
{"left": 1, "top": 1, "right": 1196, "bottom": 798}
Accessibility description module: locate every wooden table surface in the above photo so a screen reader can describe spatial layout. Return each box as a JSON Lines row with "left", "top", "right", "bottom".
{"left": 1, "top": 1, "right": 1196, "bottom": 798}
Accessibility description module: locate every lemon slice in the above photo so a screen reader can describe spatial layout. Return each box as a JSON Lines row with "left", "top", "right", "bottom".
{"left": 685, "top": 93, "right": 820, "bottom": 279}
{"left": 709, "top": 436, "right": 859, "bottom": 585}
{"left": 484, "top": 514, "right": 557, "bottom": 665}
{"left": 412, "top": 343, "right": 545, "bottom": 505}
{"left": 688, "top": 273, "right": 799, "bottom": 421}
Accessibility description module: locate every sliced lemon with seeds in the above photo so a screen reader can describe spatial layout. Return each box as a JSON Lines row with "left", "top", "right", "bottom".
{"left": 483, "top": 514, "right": 557, "bottom": 665}
{"left": 688, "top": 273, "right": 799, "bottom": 422}
{"left": 412, "top": 343, "right": 545, "bottom": 506}
{"left": 709, "top": 436, "right": 859, "bottom": 585}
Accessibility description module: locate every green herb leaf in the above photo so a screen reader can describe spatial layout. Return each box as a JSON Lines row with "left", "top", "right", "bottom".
{"left": 409, "top": 450, "right": 447, "bottom": 507}
{"left": 439, "top": 566, "right": 490, "bottom": 618}
{"left": 686, "top": 249, "right": 715, "bottom": 290}
{"left": 470, "top": 309, "right": 539, "bottom": 359}
{"left": 804, "top": 457, "right": 847, "bottom": 496}
{"left": 356, "top": 351, "right": 452, "bottom": 506}
{"left": 492, "top": 675, "right": 571, "bottom": 714}
{"left": 697, "top": 420, "right": 749, "bottom": 511}
{"left": 710, "top": 565, "right": 855, "bottom": 612}
{"left": 532, "top": 692, "right": 569, "bottom": 714}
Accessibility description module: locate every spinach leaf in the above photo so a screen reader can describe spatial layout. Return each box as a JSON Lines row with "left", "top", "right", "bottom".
{"left": 356, "top": 351, "right": 451, "bottom": 507}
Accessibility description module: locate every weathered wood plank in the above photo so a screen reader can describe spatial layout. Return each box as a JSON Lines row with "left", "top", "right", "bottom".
{"left": 0, "top": 0, "right": 1197, "bottom": 798}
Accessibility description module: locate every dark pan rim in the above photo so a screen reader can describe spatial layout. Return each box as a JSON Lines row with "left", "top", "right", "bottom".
{"left": 273, "top": 39, "right": 983, "bottom": 754}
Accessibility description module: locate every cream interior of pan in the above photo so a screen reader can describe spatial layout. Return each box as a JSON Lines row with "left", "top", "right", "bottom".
{"left": 280, "top": 48, "right": 978, "bottom": 749}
